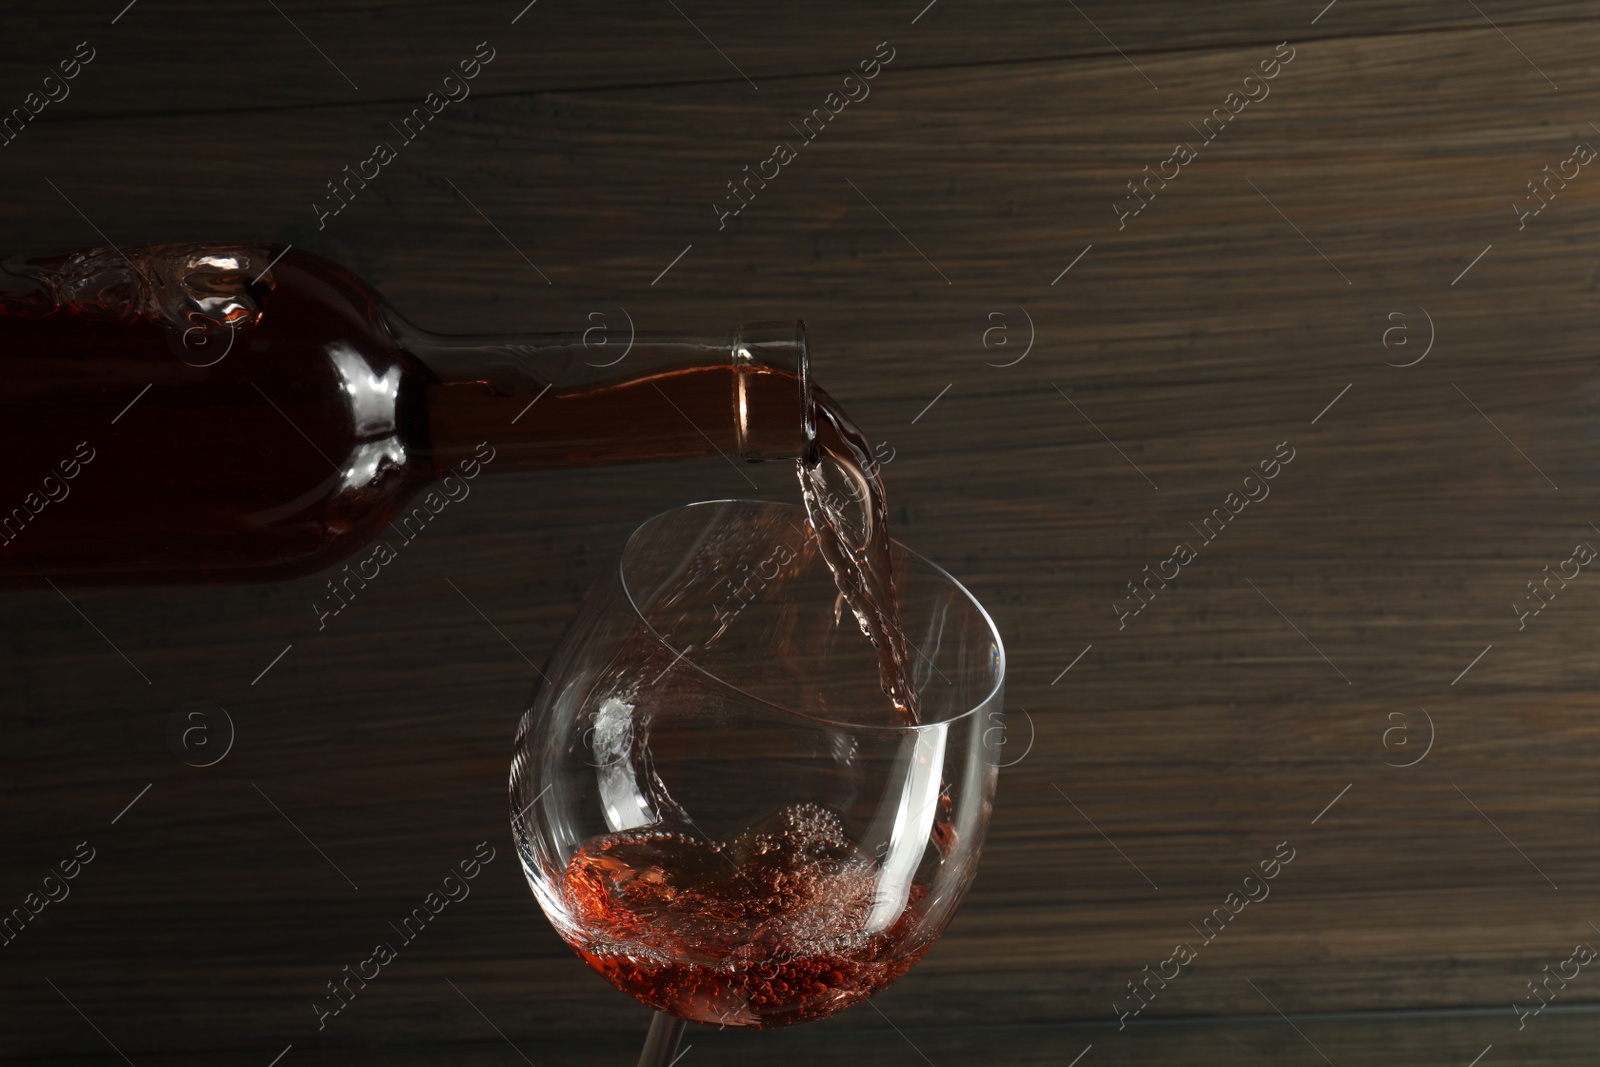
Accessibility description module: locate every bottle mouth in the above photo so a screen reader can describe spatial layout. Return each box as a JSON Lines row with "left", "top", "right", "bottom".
{"left": 733, "top": 321, "right": 815, "bottom": 464}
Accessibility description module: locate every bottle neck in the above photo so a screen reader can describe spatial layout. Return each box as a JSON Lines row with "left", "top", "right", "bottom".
{"left": 392, "top": 318, "right": 814, "bottom": 476}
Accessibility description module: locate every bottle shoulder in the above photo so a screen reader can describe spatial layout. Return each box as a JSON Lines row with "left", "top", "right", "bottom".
{"left": 0, "top": 243, "right": 438, "bottom": 584}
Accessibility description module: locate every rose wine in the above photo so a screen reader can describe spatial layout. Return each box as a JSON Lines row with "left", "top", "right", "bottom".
{"left": 560, "top": 803, "right": 930, "bottom": 1028}
{"left": 797, "top": 400, "right": 920, "bottom": 724}
{"left": 0, "top": 244, "right": 813, "bottom": 585}
{"left": 0, "top": 242, "right": 916, "bottom": 723}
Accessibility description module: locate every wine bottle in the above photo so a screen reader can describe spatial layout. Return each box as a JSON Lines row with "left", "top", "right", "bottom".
{"left": 0, "top": 243, "right": 812, "bottom": 586}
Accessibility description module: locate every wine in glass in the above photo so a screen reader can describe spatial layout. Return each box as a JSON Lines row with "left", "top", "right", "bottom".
{"left": 510, "top": 499, "right": 1004, "bottom": 1062}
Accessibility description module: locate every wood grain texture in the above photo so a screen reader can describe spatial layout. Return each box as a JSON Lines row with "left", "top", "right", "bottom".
{"left": 10, "top": 1011, "right": 1600, "bottom": 1067}
{"left": 1, "top": 2, "right": 1589, "bottom": 118}
{"left": 3, "top": 2, "right": 1600, "bottom": 1062}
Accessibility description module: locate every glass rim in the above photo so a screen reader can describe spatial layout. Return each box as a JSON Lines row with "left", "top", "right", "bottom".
{"left": 615, "top": 497, "right": 1006, "bottom": 734}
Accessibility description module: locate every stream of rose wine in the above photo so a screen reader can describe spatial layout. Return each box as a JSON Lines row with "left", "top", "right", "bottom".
{"left": 795, "top": 391, "right": 920, "bottom": 725}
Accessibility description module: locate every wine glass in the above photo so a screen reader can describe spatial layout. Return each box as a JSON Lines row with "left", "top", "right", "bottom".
{"left": 510, "top": 499, "right": 1004, "bottom": 1064}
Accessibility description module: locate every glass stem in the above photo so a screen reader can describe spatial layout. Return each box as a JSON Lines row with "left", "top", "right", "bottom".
{"left": 635, "top": 1011, "right": 687, "bottom": 1067}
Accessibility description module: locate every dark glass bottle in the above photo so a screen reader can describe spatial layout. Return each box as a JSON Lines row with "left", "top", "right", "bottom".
{"left": 0, "top": 244, "right": 812, "bottom": 586}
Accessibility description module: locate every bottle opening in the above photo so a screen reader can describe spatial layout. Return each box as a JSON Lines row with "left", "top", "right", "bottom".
{"left": 733, "top": 321, "right": 813, "bottom": 464}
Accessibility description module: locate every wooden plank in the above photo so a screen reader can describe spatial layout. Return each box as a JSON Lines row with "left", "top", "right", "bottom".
{"left": 2, "top": 5, "right": 1599, "bottom": 1059}
{"left": 0, "top": 1, "right": 1587, "bottom": 118}
{"left": 11, "top": 1011, "right": 1600, "bottom": 1066}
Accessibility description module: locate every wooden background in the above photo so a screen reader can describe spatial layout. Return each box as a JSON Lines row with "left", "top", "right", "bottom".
{"left": 3, "top": 1, "right": 1600, "bottom": 1063}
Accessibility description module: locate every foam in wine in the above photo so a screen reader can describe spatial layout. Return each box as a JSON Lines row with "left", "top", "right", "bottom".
{"left": 561, "top": 803, "right": 929, "bottom": 1028}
